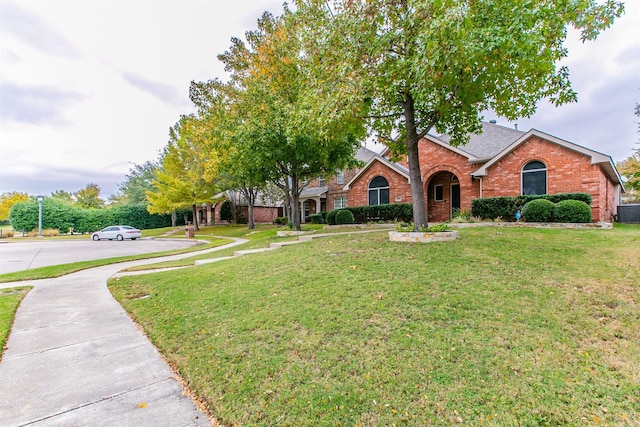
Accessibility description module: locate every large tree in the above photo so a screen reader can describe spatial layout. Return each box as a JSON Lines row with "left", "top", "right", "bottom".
{"left": 74, "top": 183, "right": 105, "bottom": 209}
{"left": 146, "top": 115, "right": 218, "bottom": 230}
{"left": 118, "top": 161, "right": 158, "bottom": 205}
{"left": 189, "top": 79, "right": 264, "bottom": 229}
{"left": 213, "top": 9, "right": 368, "bottom": 230}
{"left": 296, "top": 0, "right": 623, "bottom": 229}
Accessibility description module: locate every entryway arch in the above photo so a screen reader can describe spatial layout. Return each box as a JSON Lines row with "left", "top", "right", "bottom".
{"left": 424, "top": 168, "right": 463, "bottom": 222}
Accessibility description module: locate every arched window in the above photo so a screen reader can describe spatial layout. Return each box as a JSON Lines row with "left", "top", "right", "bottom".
{"left": 368, "top": 176, "right": 389, "bottom": 205}
{"left": 522, "top": 161, "right": 547, "bottom": 195}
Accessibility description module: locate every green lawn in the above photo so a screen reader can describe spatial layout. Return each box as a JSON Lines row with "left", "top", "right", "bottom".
{"left": 109, "top": 225, "right": 640, "bottom": 426}
{"left": 0, "top": 287, "right": 30, "bottom": 360}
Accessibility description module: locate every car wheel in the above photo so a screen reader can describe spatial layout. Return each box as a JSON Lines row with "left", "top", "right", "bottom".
{"left": 92, "top": 234, "right": 100, "bottom": 241}
{"left": 131, "top": 237, "right": 137, "bottom": 240}
{"left": 117, "top": 234, "right": 124, "bottom": 241}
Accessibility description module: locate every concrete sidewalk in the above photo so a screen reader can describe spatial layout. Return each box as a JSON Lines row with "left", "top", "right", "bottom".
{"left": 0, "top": 239, "right": 248, "bottom": 426}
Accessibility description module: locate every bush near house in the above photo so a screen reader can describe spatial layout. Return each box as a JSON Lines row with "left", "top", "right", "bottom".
{"left": 554, "top": 200, "right": 592, "bottom": 223}
{"left": 326, "top": 210, "right": 338, "bottom": 225}
{"left": 346, "top": 203, "right": 413, "bottom": 223}
{"left": 335, "top": 209, "right": 355, "bottom": 224}
{"left": 472, "top": 193, "right": 592, "bottom": 221}
{"left": 522, "top": 199, "right": 555, "bottom": 222}
{"left": 274, "top": 216, "right": 288, "bottom": 225}
{"left": 309, "top": 213, "right": 323, "bottom": 224}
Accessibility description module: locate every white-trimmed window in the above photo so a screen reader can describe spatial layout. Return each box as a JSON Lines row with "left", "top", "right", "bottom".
{"left": 319, "top": 175, "right": 325, "bottom": 187}
{"left": 334, "top": 196, "right": 348, "bottom": 209}
{"left": 522, "top": 161, "right": 547, "bottom": 195}
{"left": 336, "top": 170, "right": 345, "bottom": 185}
{"left": 368, "top": 176, "right": 390, "bottom": 205}
{"left": 434, "top": 184, "right": 444, "bottom": 201}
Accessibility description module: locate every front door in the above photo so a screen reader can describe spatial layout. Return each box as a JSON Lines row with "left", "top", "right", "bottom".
{"left": 451, "top": 183, "right": 460, "bottom": 218}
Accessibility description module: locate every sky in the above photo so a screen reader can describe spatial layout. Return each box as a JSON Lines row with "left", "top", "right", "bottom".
{"left": 1, "top": 0, "right": 639, "bottom": 199}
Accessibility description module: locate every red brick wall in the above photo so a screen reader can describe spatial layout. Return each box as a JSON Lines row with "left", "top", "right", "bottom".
{"left": 347, "top": 161, "right": 411, "bottom": 207}
{"left": 417, "top": 139, "right": 482, "bottom": 222}
{"left": 481, "top": 136, "right": 613, "bottom": 221}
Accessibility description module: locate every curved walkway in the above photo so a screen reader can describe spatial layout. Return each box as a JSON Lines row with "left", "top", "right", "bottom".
{"left": 0, "top": 229, "right": 388, "bottom": 426}
{"left": 0, "top": 238, "right": 248, "bottom": 427}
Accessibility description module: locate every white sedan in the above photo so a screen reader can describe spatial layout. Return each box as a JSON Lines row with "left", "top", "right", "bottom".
{"left": 91, "top": 225, "right": 142, "bottom": 241}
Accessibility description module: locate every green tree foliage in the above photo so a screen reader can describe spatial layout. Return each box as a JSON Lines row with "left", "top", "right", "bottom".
{"left": 210, "top": 9, "right": 368, "bottom": 230}
{"left": 295, "top": 0, "right": 623, "bottom": 229}
{"left": 0, "top": 192, "right": 30, "bottom": 221}
{"left": 118, "top": 161, "right": 159, "bottom": 205}
{"left": 146, "top": 116, "right": 219, "bottom": 230}
{"left": 618, "top": 155, "right": 640, "bottom": 191}
{"left": 50, "top": 189, "right": 74, "bottom": 204}
{"left": 617, "top": 154, "right": 640, "bottom": 202}
{"left": 74, "top": 183, "right": 105, "bottom": 209}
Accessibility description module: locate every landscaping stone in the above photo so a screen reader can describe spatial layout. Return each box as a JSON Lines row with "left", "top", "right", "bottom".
{"left": 388, "top": 230, "right": 459, "bottom": 243}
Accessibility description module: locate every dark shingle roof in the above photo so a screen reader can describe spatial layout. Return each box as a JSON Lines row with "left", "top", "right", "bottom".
{"left": 436, "top": 122, "right": 525, "bottom": 160}
{"left": 355, "top": 146, "right": 378, "bottom": 163}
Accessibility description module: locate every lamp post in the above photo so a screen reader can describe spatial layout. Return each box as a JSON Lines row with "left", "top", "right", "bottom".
{"left": 37, "top": 195, "right": 43, "bottom": 237}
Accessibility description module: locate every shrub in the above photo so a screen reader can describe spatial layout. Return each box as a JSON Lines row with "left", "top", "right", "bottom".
{"left": 309, "top": 213, "right": 323, "bottom": 224}
{"left": 42, "top": 228, "right": 60, "bottom": 237}
{"left": 472, "top": 193, "right": 592, "bottom": 221}
{"left": 335, "top": 209, "right": 355, "bottom": 225}
{"left": 522, "top": 199, "right": 555, "bottom": 222}
{"left": 554, "top": 200, "right": 592, "bottom": 223}
{"left": 326, "top": 210, "right": 338, "bottom": 225}
{"left": 274, "top": 216, "right": 287, "bottom": 225}
{"left": 471, "top": 197, "right": 518, "bottom": 221}
{"left": 0, "top": 229, "right": 15, "bottom": 238}
{"left": 347, "top": 203, "right": 412, "bottom": 223}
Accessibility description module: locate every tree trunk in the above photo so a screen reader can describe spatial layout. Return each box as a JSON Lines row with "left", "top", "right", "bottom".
{"left": 171, "top": 211, "right": 177, "bottom": 227}
{"left": 290, "top": 176, "right": 302, "bottom": 231}
{"left": 244, "top": 187, "right": 257, "bottom": 230}
{"left": 403, "top": 94, "right": 428, "bottom": 230}
{"left": 191, "top": 204, "right": 200, "bottom": 231}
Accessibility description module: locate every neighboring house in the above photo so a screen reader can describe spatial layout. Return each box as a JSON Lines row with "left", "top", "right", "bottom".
{"left": 300, "top": 147, "right": 378, "bottom": 220}
{"left": 195, "top": 190, "right": 283, "bottom": 226}
{"left": 308, "top": 121, "right": 623, "bottom": 223}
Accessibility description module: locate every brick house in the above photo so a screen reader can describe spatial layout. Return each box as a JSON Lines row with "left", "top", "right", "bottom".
{"left": 307, "top": 121, "right": 623, "bottom": 223}
{"left": 299, "top": 147, "right": 379, "bottom": 219}
{"left": 195, "top": 191, "right": 283, "bottom": 226}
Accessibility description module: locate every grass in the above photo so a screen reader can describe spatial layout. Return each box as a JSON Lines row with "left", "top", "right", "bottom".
{"left": 120, "top": 224, "right": 383, "bottom": 271}
{"left": 0, "top": 287, "right": 30, "bottom": 360}
{"left": 108, "top": 224, "right": 640, "bottom": 426}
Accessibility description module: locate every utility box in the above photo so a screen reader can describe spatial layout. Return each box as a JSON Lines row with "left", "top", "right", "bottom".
{"left": 617, "top": 204, "right": 640, "bottom": 224}
{"left": 185, "top": 224, "right": 195, "bottom": 238}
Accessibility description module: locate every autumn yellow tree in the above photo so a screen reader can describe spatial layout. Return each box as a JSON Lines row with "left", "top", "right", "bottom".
{"left": 0, "top": 192, "right": 30, "bottom": 221}
{"left": 146, "top": 115, "right": 220, "bottom": 230}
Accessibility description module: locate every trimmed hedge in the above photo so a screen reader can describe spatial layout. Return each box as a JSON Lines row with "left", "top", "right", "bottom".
{"left": 554, "top": 200, "right": 592, "bottom": 223}
{"left": 326, "top": 204, "right": 412, "bottom": 225}
{"left": 471, "top": 193, "right": 592, "bottom": 221}
{"left": 347, "top": 203, "right": 413, "bottom": 223}
{"left": 309, "top": 213, "right": 323, "bottom": 224}
{"left": 335, "top": 209, "right": 355, "bottom": 225}
{"left": 9, "top": 199, "right": 173, "bottom": 233}
{"left": 522, "top": 199, "right": 555, "bottom": 222}
{"left": 326, "top": 210, "right": 338, "bottom": 225}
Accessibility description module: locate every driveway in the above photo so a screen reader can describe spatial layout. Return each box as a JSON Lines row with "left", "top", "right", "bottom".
{"left": 0, "top": 238, "right": 202, "bottom": 275}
